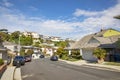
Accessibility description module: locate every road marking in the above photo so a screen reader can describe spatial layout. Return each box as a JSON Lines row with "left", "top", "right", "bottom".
{"left": 22, "top": 74, "right": 33, "bottom": 78}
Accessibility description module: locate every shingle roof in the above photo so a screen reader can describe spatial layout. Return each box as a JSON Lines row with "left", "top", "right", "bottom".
{"left": 94, "top": 29, "right": 107, "bottom": 37}
{"left": 70, "top": 29, "right": 120, "bottom": 49}
{"left": 70, "top": 34, "right": 94, "bottom": 49}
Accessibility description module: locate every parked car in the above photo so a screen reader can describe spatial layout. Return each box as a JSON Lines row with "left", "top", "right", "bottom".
{"left": 40, "top": 54, "right": 45, "bottom": 58}
{"left": 13, "top": 56, "right": 25, "bottom": 67}
{"left": 24, "top": 55, "right": 32, "bottom": 62}
{"left": 50, "top": 55, "right": 58, "bottom": 61}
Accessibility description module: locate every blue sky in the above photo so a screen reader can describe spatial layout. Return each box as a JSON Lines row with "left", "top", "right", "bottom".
{"left": 0, "top": 0, "right": 120, "bottom": 40}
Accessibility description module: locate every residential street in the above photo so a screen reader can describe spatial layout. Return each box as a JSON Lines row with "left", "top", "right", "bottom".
{"left": 21, "top": 58, "right": 120, "bottom": 80}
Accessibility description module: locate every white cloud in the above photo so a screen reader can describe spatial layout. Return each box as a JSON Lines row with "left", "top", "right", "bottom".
{"left": 0, "top": 0, "right": 13, "bottom": 7}
{"left": 73, "top": 9, "right": 103, "bottom": 17}
{"left": 72, "top": 0, "right": 120, "bottom": 39}
{"left": 0, "top": 0, "right": 120, "bottom": 39}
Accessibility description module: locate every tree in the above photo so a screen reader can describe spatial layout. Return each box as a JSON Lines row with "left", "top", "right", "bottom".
{"left": 114, "top": 15, "right": 120, "bottom": 19}
{"left": 10, "top": 31, "right": 20, "bottom": 43}
{"left": 20, "top": 35, "right": 33, "bottom": 46}
{"left": 25, "top": 49, "right": 33, "bottom": 55}
{"left": 0, "top": 32, "right": 10, "bottom": 41}
{"left": 116, "top": 38, "right": 120, "bottom": 48}
{"left": 20, "top": 48, "right": 25, "bottom": 56}
{"left": 54, "top": 41, "right": 68, "bottom": 48}
{"left": 56, "top": 47, "right": 67, "bottom": 58}
{"left": 93, "top": 48, "right": 106, "bottom": 63}
{"left": 0, "top": 35, "right": 3, "bottom": 43}
{"left": 33, "top": 42, "right": 40, "bottom": 47}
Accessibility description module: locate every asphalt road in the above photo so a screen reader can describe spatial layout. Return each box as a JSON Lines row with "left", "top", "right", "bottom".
{"left": 21, "top": 58, "right": 120, "bottom": 80}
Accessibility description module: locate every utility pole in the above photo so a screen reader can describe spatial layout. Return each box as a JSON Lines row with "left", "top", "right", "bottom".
{"left": 18, "top": 34, "right": 21, "bottom": 55}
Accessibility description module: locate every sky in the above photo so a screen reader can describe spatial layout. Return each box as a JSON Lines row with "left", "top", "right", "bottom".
{"left": 0, "top": 0, "right": 120, "bottom": 40}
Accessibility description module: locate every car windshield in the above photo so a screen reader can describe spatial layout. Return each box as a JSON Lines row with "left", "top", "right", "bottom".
{"left": 15, "top": 56, "right": 24, "bottom": 59}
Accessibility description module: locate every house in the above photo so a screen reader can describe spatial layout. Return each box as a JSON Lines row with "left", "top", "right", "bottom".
{"left": 32, "top": 48, "right": 41, "bottom": 59}
{"left": 0, "top": 41, "right": 7, "bottom": 60}
{"left": 3, "top": 41, "right": 18, "bottom": 55}
{"left": 49, "top": 36, "right": 63, "bottom": 42}
{"left": 70, "top": 28, "right": 120, "bottom": 62}
{"left": 21, "top": 46, "right": 41, "bottom": 59}
{"left": 23, "top": 31, "right": 41, "bottom": 45}
{"left": 41, "top": 48, "right": 53, "bottom": 56}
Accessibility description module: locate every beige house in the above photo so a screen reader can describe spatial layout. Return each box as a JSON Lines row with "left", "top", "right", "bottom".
{"left": 70, "top": 29, "right": 120, "bottom": 62}
{"left": 23, "top": 31, "right": 41, "bottom": 45}
{"left": 3, "top": 41, "right": 18, "bottom": 54}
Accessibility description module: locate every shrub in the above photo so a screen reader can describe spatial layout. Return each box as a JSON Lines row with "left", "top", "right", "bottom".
{"left": 20, "top": 48, "right": 25, "bottom": 56}
{"left": 0, "top": 59, "right": 4, "bottom": 65}
{"left": 26, "top": 49, "right": 33, "bottom": 55}
{"left": 93, "top": 48, "right": 106, "bottom": 59}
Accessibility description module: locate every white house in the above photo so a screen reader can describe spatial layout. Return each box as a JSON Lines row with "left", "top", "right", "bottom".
{"left": 3, "top": 41, "right": 18, "bottom": 55}
{"left": 0, "top": 41, "right": 7, "bottom": 60}
{"left": 41, "top": 48, "right": 53, "bottom": 56}
{"left": 32, "top": 48, "right": 41, "bottom": 59}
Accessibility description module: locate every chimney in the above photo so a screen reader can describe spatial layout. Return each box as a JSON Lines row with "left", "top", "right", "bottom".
{"left": 100, "top": 26, "right": 104, "bottom": 32}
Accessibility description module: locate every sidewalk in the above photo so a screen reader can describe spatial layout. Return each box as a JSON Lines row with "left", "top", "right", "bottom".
{"left": 14, "top": 68, "right": 22, "bottom": 80}
{"left": 0, "top": 66, "right": 22, "bottom": 80}
{"left": 59, "top": 59, "right": 120, "bottom": 72}
{"left": 0, "top": 66, "right": 16, "bottom": 80}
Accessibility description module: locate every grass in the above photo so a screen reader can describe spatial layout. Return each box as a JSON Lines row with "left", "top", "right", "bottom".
{"left": 104, "top": 62, "right": 120, "bottom": 66}
{"left": 61, "top": 56, "right": 80, "bottom": 62}
{"left": 66, "top": 58, "right": 80, "bottom": 61}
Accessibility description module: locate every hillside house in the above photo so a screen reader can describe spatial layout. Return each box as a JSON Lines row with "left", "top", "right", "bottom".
{"left": 70, "top": 28, "right": 120, "bottom": 62}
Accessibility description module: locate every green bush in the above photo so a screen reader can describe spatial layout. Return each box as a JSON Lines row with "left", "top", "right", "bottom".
{"left": 93, "top": 48, "right": 106, "bottom": 59}
{"left": 60, "top": 54, "right": 69, "bottom": 60}
{"left": 0, "top": 59, "right": 4, "bottom": 65}
{"left": 20, "top": 48, "right": 25, "bottom": 56}
{"left": 72, "top": 55, "right": 82, "bottom": 59}
{"left": 26, "top": 49, "right": 33, "bottom": 55}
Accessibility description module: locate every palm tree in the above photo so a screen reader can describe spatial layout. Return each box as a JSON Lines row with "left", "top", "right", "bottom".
{"left": 93, "top": 48, "right": 106, "bottom": 63}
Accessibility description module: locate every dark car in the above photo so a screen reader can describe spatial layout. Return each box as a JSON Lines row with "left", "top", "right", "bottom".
{"left": 50, "top": 55, "right": 58, "bottom": 61}
{"left": 24, "top": 55, "right": 32, "bottom": 62}
{"left": 13, "top": 56, "right": 25, "bottom": 67}
{"left": 40, "top": 54, "right": 45, "bottom": 58}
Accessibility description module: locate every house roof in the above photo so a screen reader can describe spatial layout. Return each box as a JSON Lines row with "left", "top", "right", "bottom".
{"left": 0, "top": 46, "right": 6, "bottom": 51}
{"left": 94, "top": 29, "right": 107, "bottom": 37}
{"left": 70, "top": 29, "right": 120, "bottom": 49}
{"left": 70, "top": 34, "right": 94, "bottom": 49}
{"left": 114, "top": 15, "right": 120, "bottom": 19}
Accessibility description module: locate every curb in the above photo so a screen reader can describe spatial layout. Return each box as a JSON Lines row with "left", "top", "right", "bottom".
{"left": 0, "top": 66, "right": 16, "bottom": 80}
{"left": 0, "top": 64, "right": 7, "bottom": 78}
{"left": 84, "top": 63, "right": 120, "bottom": 72}
{"left": 59, "top": 59, "right": 120, "bottom": 72}
{"left": 14, "top": 68, "right": 22, "bottom": 80}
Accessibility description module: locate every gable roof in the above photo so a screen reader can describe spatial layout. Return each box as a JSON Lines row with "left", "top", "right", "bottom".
{"left": 70, "top": 34, "right": 94, "bottom": 49}
{"left": 70, "top": 29, "right": 120, "bottom": 49}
